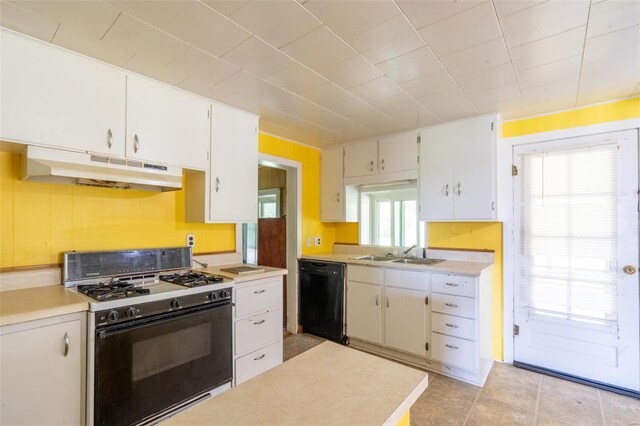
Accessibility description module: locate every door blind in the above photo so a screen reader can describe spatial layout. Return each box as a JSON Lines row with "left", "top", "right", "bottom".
{"left": 518, "top": 143, "right": 619, "bottom": 325}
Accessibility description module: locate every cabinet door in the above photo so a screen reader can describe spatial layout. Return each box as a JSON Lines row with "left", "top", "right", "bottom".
{"left": 210, "top": 105, "right": 258, "bottom": 223}
{"left": 321, "top": 146, "right": 345, "bottom": 221}
{"left": 344, "top": 139, "right": 378, "bottom": 178}
{"left": 126, "top": 75, "right": 210, "bottom": 169}
{"left": 346, "top": 281, "right": 382, "bottom": 344}
{"left": 384, "top": 286, "right": 427, "bottom": 357}
{"left": 419, "top": 123, "right": 454, "bottom": 220}
{"left": 0, "top": 319, "right": 82, "bottom": 426}
{"left": 453, "top": 115, "right": 496, "bottom": 220}
{"left": 0, "top": 29, "right": 125, "bottom": 157}
{"left": 378, "top": 132, "right": 418, "bottom": 174}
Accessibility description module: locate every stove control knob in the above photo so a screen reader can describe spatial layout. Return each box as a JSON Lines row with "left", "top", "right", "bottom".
{"left": 220, "top": 290, "right": 229, "bottom": 299}
{"left": 208, "top": 292, "right": 217, "bottom": 301}
{"left": 171, "top": 299, "right": 180, "bottom": 309}
{"left": 125, "top": 307, "right": 136, "bottom": 318}
{"left": 107, "top": 310, "right": 119, "bottom": 322}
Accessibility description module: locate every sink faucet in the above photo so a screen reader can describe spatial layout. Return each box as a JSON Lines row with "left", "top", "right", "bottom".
{"left": 403, "top": 244, "right": 417, "bottom": 257}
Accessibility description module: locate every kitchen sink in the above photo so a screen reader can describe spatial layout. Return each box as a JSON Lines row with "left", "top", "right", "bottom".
{"left": 352, "top": 255, "right": 399, "bottom": 261}
{"left": 391, "top": 258, "right": 445, "bottom": 265}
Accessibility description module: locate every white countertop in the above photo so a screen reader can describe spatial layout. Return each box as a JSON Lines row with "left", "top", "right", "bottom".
{"left": 163, "top": 341, "right": 428, "bottom": 426}
{"left": 301, "top": 253, "right": 492, "bottom": 276}
{"left": 0, "top": 285, "right": 89, "bottom": 327}
{"left": 197, "top": 263, "right": 287, "bottom": 283}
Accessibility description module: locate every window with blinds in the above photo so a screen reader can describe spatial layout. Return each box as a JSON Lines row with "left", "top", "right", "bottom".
{"left": 518, "top": 143, "right": 619, "bottom": 325}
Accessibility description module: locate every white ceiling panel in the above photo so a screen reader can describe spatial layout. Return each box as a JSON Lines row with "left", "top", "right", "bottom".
{"left": 280, "top": 26, "right": 357, "bottom": 72}
{"left": 176, "top": 77, "right": 234, "bottom": 101}
{"left": 303, "top": 0, "right": 398, "bottom": 39}
{"left": 0, "top": 2, "right": 59, "bottom": 43}
{"left": 53, "top": 25, "right": 134, "bottom": 67}
{"left": 399, "top": 70, "right": 458, "bottom": 98}
{"left": 521, "top": 77, "right": 579, "bottom": 111}
{"left": 13, "top": 0, "right": 120, "bottom": 39}
{"left": 202, "top": 0, "right": 249, "bottom": 17}
{"left": 509, "top": 26, "right": 586, "bottom": 71}
{"left": 300, "top": 82, "right": 355, "bottom": 109}
{"left": 219, "top": 92, "right": 262, "bottom": 115}
{"left": 348, "top": 76, "right": 405, "bottom": 103}
{"left": 440, "top": 37, "right": 510, "bottom": 76}
{"left": 371, "top": 94, "right": 438, "bottom": 127}
{"left": 516, "top": 55, "right": 582, "bottom": 89}
{"left": 163, "top": 1, "right": 251, "bottom": 57}
{"left": 216, "top": 70, "right": 284, "bottom": 99}
{"left": 106, "top": 1, "right": 188, "bottom": 28}
{"left": 103, "top": 13, "right": 189, "bottom": 66}
{"left": 125, "top": 54, "right": 189, "bottom": 86}
{"left": 577, "top": 51, "right": 640, "bottom": 105}
{"left": 416, "top": 88, "right": 479, "bottom": 121}
{"left": 418, "top": 2, "right": 501, "bottom": 56}
{"left": 396, "top": 0, "right": 484, "bottom": 29}
{"left": 492, "top": 0, "right": 544, "bottom": 18}
{"left": 347, "top": 14, "right": 424, "bottom": 64}
{"left": 376, "top": 47, "right": 443, "bottom": 83}
{"left": 466, "top": 82, "right": 522, "bottom": 108}
{"left": 455, "top": 63, "right": 517, "bottom": 94}
{"left": 229, "top": 0, "right": 322, "bottom": 48}
{"left": 587, "top": 0, "right": 640, "bottom": 38}
{"left": 167, "top": 47, "right": 240, "bottom": 86}
{"left": 329, "top": 97, "right": 378, "bottom": 118}
{"left": 500, "top": 0, "right": 590, "bottom": 48}
{"left": 221, "top": 36, "right": 294, "bottom": 78}
{"left": 319, "top": 55, "right": 383, "bottom": 89}
{"left": 583, "top": 24, "right": 640, "bottom": 64}
{"left": 265, "top": 62, "right": 328, "bottom": 94}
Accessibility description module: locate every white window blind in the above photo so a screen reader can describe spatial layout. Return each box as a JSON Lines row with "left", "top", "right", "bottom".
{"left": 518, "top": 143, "right": 619, "bottom": 324}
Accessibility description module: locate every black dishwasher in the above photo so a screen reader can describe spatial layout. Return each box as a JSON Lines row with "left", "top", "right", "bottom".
{"left": 298, "top": 260, "right": 347, "bottom": 344}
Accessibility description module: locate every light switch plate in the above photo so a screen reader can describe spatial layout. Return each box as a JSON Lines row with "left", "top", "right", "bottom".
{"left": 306, "top": 236, "right": 312, "bottom": 247}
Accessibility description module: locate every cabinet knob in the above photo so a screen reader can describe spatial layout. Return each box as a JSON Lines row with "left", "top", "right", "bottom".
{"left": 381, "top": 158, "right": 385, "bottom": 170}
{"left": 444, "top": 184, "right": 449, "bottom": 197}
{"left": 369, "top": 160, "right": 374, "bottom": 172}
{"left": 215, "top": 177, "right": 220, "bottom": 192}
{"left": 456, "top": 182, "right": 461, "bottom": 196}
{"left": 107, "top": 129, "right": 113, "bottom": 149}
{"left": 133, "top": 134, "right": 140, "bottom": 153}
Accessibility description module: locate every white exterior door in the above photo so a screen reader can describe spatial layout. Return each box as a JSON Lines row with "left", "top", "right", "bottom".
{"left": 346, "top": 281, "right": 382, "bottom": 344}
{"left": 513, "top": 130, "right": 639, "bottom": 392}
{"left": 344, "top": 139, "right": 378, "bottom": 178}
{"left": 126, "top": 75, "right": 210, "bottom": 169}
{"left": 419, "top": 123, "right": 454, "bottom": 220}
{"left": 378, "top": 132, "right": 418, "bottom": 174}
{"left": 320, "top": 146, "right": 344, "bottom": 222}
{"left": 384, "top": 286, "right": 427, "bottom": 356}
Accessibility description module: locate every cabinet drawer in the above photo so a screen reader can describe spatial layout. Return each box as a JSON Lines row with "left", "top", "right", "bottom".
{"left": 385, "top": 268, "right": 427, "bottom": 291}
{"left": 235, "top": 341, "right": 282, "bottom": 385}
{"left": 432, "top": 293, "right": 476, "bottom": 319}
{"left": 235, "top": 278, "right": 282, "bottom": 318}
{"left": 348, "top": 265, "right": 382, "bottom": 285}
{"left": 431, "top": 333, "right": 478, "bottom": 372}
{"left": 432, "top": 274, "right": 476, "bottom": 298}
{"left": 432, "top": 313, "right": 476, "bottom": 341}
{"left": 235, "top": 309, "right": 281, "bottom": 356}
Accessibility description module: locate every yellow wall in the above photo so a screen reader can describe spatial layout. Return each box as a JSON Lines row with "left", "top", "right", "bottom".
{"left": 0, "top": 132, "right": 333, "bottom": 268}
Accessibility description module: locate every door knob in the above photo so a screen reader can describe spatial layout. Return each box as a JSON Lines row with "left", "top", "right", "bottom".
{"left": 623, "top": 265, "right": 637, "bottom": 275}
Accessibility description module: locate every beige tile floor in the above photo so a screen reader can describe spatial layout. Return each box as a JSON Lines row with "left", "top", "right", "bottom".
{"left": 283, "top": 333, "right": 640, "bottom": 426}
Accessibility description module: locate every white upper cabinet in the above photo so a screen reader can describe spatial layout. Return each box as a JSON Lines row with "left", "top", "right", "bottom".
{"left": 419, "top": 114, "right": 498, "bottom": 221}
{"left": 209, "top": 104, "right": 258, "bottom": 223}
{"left": 126, "top": 75, "right": 210, "bottom": 170}
{"left": 344, "top": 139, "right": 378, "bottom": 178}
{"left": 378, "top": 133, "right": 418, "bottom": 174}
{"left": 321, "top": 146, "right": 345, "bottom": 222}
{"left": 0, "top": 29, "right": 126, "bottom": 157}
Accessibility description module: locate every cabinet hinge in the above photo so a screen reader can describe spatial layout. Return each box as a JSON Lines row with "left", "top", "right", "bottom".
{"left": 491, "top": 121, "right": 494, "bottom": 131}
{"left": 417, "top": 135, "right": 421, "bottom": 144}
{"left": 513, "top": 324, "right": 520, "bottom": 336}
{"left": 417, "top": 155, "right": 420, "bottom": 164}
{"left": 512, "top": 165, "right": 518, "bottom": 176}
{"left": 207, "top": 109, "right": 210, "bottom": 119}
{"left": 207, "top": 151, "right": 210, "bottom": 161}
{"left": 425, "top": 342, "right": 429, "bottom": 351}
{"left": 425, "top": 296, "right": 429, "bottom": 305}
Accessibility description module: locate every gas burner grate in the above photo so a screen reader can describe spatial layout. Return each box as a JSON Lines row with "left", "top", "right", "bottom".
{"left": 159, "top": 272, "right": 225, "bottom": 288}
{"left": 77, "top": 281, "right": 151, "bottom": 301}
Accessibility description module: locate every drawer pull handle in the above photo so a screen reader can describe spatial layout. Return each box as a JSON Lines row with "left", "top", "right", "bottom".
{"left": 445, "top": 303, "right": 459, "bottom": 307}
{"left": 375, "top": 295, "right": 379, "bottom": 306}
{"left": 445, "top": 282, "right": 459, "bottom": 287}
{"left": 254, "top": 289, "right": 266, "bottom": 294}
{"left": 253, "top": 319, "right": 266, "bottom": 325}
{"left": 63, "top": 332, "right": 69, "bottom": 357}
{"left": 445, "top": 323, "right": 459, "bottom": 328}
{"left": 445, "top": 344, "right": 459, "bottom": 350}
{"left": 254, "top": 354, "right": 266, "bottom": 361}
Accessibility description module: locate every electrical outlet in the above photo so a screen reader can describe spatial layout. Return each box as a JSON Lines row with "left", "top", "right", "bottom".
{"left": 314, "top": 236, "right": 321, "bottom": 247}
{"left": 306, "top": 236, "right": 312, "bottom": 248}
{"left": 186, "top": 234, "right": 195, "bottom": 248}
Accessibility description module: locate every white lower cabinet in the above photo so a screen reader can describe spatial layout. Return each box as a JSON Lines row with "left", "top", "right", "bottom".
{"left": 233, "top": 276, "right": 283, "bottom": 385}
{"left": 346, "top": 264, "right": 493, "bottom": 386}
{"left": 0, "top": 313, "right": 85, "bottom": 426}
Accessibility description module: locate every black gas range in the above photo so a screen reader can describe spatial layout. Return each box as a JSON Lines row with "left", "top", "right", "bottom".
{"left": 63, "top": 247, "right": 234, "bottom": 426}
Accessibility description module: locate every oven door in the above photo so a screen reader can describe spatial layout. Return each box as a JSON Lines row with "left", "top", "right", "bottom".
{"left": 94, "top": 302, "right": 232, "bottom": 426}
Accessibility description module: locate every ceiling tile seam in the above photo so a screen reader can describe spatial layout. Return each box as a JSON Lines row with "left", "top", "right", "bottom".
{"left": 98, "top": 10, "right": 122, "bottom": 41}
{"left": 574, "top": 0, "right": 594, "bottom": 107}
{"left": 49, "top": 22, "right": 61, "bottom": 44}
{"left": 486, "top": 0, "right": 524, "bottom": 109}
{"left": 585, "top": 22, "right": 640, "bottom": 41}
{"left": 505, "top": 22, "right": 588, "bottom": 50}
{"left": 396, "top": 0, "right": 488, "bottom": 30}
{"left": 266, "top": 104, "right": 359, "bottom": 140}
{"left": 494, "top": 0, "right": 550, "bottom": 20}
{"left": 258, "top": 128, "right": 323, "bottom": 150}
{"left": 630, "top": 82, "right": 640, "bottom": 97}
{"left": 392, "top": 0, "right": 476, "bottom": 117}
{"left": 513, "top": 53, "right": 583, "bottom": 74}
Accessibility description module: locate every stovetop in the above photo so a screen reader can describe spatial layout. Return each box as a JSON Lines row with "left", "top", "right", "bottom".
{"left": 159, "top": 271, "right": 226, "bottom": 287}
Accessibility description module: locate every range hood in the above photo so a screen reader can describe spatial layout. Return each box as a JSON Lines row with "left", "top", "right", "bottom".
{"left": 21, "top": 145, "right": 182, "bottom": 191}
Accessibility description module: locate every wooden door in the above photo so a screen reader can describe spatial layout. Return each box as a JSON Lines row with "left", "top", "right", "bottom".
{"left": 378, "top": 132, "right": 418, "bottom": 174}
{"left": 258, "top": 217, "right": 287, "bottom": 326}
{"left": 344, "top": 139, "right": 378, "bottom": 178}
